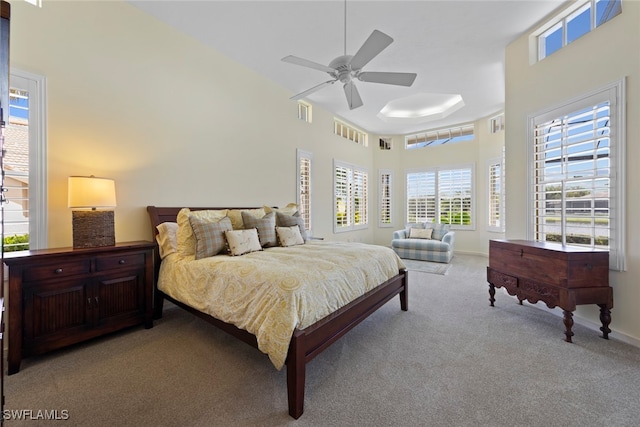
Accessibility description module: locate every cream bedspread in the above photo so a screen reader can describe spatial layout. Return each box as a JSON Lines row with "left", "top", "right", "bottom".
{"left": 157, "top": 240, "right": 406, "bottom": 370}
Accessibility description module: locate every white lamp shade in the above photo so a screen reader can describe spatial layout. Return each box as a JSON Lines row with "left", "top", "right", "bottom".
{"left": 68, "top": 176, "right": 116, "bottom": 209}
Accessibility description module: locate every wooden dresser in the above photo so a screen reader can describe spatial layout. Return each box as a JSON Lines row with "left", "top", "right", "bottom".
{"left": 486, "top": 239, "right": 613, "bottom": 342}
{"left": 4, "top": 241, "right": 155, "bottom": 374}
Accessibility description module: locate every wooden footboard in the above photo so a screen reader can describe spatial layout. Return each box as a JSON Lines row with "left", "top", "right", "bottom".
{"left": 147, "top": 206, "right": 408, "bottom": 418}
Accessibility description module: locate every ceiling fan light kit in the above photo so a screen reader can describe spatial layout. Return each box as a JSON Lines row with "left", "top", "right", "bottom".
{"left": 282, "top": 2, "right": 417, "bottom": 110}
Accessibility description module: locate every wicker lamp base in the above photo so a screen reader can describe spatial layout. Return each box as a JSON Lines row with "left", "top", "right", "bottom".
{"left": 72, "top": 210, "right": 115, "bottom": 248}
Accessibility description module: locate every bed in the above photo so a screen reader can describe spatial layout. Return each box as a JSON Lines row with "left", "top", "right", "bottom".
{"left": 147, "top": 206, "right": 408, "bottom": 418}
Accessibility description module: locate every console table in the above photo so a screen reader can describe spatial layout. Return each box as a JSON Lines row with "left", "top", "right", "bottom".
{"left": 486, "top": 239, "right": 613, "bottom": 342}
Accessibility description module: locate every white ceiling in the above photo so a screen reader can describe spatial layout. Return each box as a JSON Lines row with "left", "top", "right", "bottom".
{"left": 129, "top": 0, "right": 565, "bottom": 135}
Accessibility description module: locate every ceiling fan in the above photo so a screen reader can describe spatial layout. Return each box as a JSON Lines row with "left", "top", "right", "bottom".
{"left": 281, "top": 2, "right": 417, "bottom": 110}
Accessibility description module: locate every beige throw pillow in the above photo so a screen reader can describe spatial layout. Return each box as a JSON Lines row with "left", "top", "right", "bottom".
{"left": 225, "top": 228, "right": 263, "bottom": 256}
{"left": 276, "top": 226, "right": 305, "bottom": 247}
{"left": 156, "top": 222, "right": 178, "bottom": 259}
{"left": 409, "top": 227, "right": 433, "bottom": 239}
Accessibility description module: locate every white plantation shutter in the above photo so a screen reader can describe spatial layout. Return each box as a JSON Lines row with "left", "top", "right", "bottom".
{"left": 529, "top": 80, "right": 625, "bottom": 270}
{"left": 379, "top": 170, "right": 393, "bottom": 227}
{"left": 487, "top": 155, "right": 504, "bottom": 232}
{"left": 296, "top": 149, "right": 312, "bottom": 233}
{"left": 334, "top": 160, "right": 368, "bottom": 231}
{"left": 406, "top": 165, "right": 474, "bottom": 229}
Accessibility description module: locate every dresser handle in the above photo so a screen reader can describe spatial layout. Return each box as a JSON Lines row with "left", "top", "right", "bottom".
{"left": 119, "top": 259, "right": 126, "bottom": 265}
{"left": 55, "top": 268, "right": 63, "bottom": 274}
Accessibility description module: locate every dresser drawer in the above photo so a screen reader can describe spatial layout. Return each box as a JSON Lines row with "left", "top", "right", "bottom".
{"left": 23, "top": 259, "right": 92, "bottom": 282}
{"left": 96, "top": 252, "right": 145, "bottom": 272}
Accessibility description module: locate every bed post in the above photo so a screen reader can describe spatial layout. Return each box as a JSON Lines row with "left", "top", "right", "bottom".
{"left": 287, "top": 330, "right": 306, "bottom": 419}
{"left": 400, "top": 269, "right": 408, "bottom": 311}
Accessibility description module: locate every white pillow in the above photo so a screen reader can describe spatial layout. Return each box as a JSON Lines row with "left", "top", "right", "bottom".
{"left": 264, "top": 203, "right": 298, "bottom": 216}
{"left": 225, "top": 228, "right": 263, "bottom": 256}
{"left": 156, "top": 222, "right": 178, "bottom": 259}
{"left": 276, "top": 225, "right": 305, "bottom": 247}
{"left": 409, "top": 227, "right": 433, "bottom": 239}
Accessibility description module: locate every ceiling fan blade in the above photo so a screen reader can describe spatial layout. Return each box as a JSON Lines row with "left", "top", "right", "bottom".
{"left": 282, "top": 55, "right": 336, "bottom": 73}
{"left": 290, "top": 80, "right": 336, "bottom": 100}
{"left": 349, "top": 30, "right": 394, "bottom": 71}
{"left": 357, "top": 71, "right": 417, "bottom": 87}
{"left": 343, "top": 81, "right": 363, "bottom": 110}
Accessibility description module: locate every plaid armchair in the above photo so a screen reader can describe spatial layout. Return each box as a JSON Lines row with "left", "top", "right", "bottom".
{"left": 391, "top": 223, "right": 455, "bottom": 263}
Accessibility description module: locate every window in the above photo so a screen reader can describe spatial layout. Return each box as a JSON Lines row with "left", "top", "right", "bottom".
{"left": 379, "top": 137, "right": 392, "bottom": 150}
{"left": 528, "top": 79, "right": 625, "bottom": 271}
{"left": 297, "top": 101, "right": 311, "bottom": 123}
{"left": 2, "top": 70, "right": 47, "bottom": 251}
{"left": 334, "top": 160, "right": 368, "bottom": 232}
{"left": 406, "top": 164, "right": 475, "bottom": 229}
{"left": 405, "top": 123, "right": 474, "bottom": 150}
{"left": 379, "top": 170, "right": 393, "bottom": 227}
{"left": 536, "top": 0, "right": 622, "bottom": 60}
{"left": 334, "top": 119, "right": 368, "bottom": 146}
{"left": 487, "top": 153, "right": 505, "bottom": 232}
{"left": 489, "top": 114, "right": 504, "bottom": 134}
{"left": 296, "top": 149, "right": 312, "bottom": 234}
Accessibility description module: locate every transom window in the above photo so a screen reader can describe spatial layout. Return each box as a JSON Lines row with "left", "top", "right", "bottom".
{"left": 536, "top": 0, "right": 622, "bottom": 61}
{"left": 405, "top": 123, "right": 474, "bottom": 150}
{"left": 334, "top": 119, "right": 368, "bottom": 146}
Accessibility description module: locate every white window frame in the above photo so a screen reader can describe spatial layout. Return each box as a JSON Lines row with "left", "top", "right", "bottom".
{"left": 297, "top": 101, "right": 312, "bottom": 123}
{"left": 405, "top": 123, "right": 475, "bottom": 149}
{"left": 296, "top": 149, "right": 312, "bottom": 235}
{"left": 333, "top": 118, "right": 368, "bottom": 146}
{"left": 527, "top": 78, "right": 626, "bottom": 271}
{"left": 4, "top": 69, "right": 47, "bottom": 250}
{"left": 489, "top": 114, "right": 505, "bottom": 134}
{"left": 378, "top": 169, "right": 393, "bottom": 228}
{"left": 487, "top": 154, "right": 505, "bottom": 233}
{"left": 405, "top": 164, "right": 475, "bottom": 230}
{"left": 534, "top": 0, "right": 622, "bottom": 61}
{"left": 334, "top": 159, "right": 368, "bottom": 233}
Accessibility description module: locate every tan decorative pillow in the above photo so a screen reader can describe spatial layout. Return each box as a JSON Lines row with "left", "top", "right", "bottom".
{"left": 176, "top": 208, "right": 228, "bottom": 256}
{"left": 225, "top": 228, "right": 263, "bottom": 256}
{"left": 264, "top": 203, "right": 298, "bottom": 216}
{"left": 409, "top": 227, "right": 433, "bottom": 239}
{"left": 227, "top": 208, "right": 265, "bottom": 230}
{"left": 156, "top": 222, "right": 178, "bottom": 259}
{"left": 189, "top": 216, "right": 232, "bottom": 259}
{"left": 276, "top": 226, "right": 305, "bottom": 247}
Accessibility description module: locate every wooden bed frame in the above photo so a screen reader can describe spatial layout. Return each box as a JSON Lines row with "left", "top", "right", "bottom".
{"left": 147, "top": 206, "right": 408, "bottom": 419}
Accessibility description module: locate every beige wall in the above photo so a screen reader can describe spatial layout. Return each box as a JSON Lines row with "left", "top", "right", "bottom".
{"left": 10, "top": 0, "right": 503, "bottom": 255}
{"left": 505, "top": 1, "right": 640, "bottom": 343}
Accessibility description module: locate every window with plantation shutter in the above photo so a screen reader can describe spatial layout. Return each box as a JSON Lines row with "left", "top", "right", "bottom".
{"left": 296, "top": 149, "right": 312, "bottom": 234}
{"left": 487, "top": 153, "right": 505, "bottom": 232}
{"left": 379, "top": 170, "right": 393, "bottom": 227}
{"left": 334, "top": 160, "right": 368, "bottom": 232}
{"left": 528, "top": 80, "right": 625, "bottom": 271}
{"left": 406, "top": 164, "right": 474, "bottom": 229}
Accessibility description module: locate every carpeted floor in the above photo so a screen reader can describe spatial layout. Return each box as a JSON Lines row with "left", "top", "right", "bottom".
{"left": 5, "top": 253, "right": 640, "bottom": 426}
{"left": 401, "top": 258, "right": 451, "bottom": 275}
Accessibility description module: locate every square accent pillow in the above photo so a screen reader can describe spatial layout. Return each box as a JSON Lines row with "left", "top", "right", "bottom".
{"left": 189, "top": 216, "right": 232, "bottom": 259}
{"left": 227, "top": 208, "right": 265, "bottom": 230}
{"left": 275, "top": 211, "right": 308, "bottom": 241}
{"left": 426, "top": 222, "right": 451, "bottom": 241}
{"left": 409, "top": 227, "right": 433, "bottom": 239}
{"left": 156, "top": 222, "right": 178, "bottom": 259}
{"left": 405, "top": 222, "right": 425, "bottom": 236}
{"left": 176, "top": 208, "right": 228, "bottom": 256}
{"left": 241, "top": 211, "right": 277, "bottom": 247}
{"left": 276, "top": 226, "right": 305, "bottom": 247}
{"left": 225, "top": 228, "right": 262, "bottom": 256}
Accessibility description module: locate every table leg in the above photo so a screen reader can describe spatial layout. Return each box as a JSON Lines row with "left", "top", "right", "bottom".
{"left": 563, "top": 310, "right": 574, "bottom": 343}
{"left": 488, "top": 283, "right": 495, "bottom": 307}
{"left": 598, "top": 304, "right": 611, "bottom": 340}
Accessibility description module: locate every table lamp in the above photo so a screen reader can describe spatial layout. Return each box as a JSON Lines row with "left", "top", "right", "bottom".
{"left": 68, "top": 175, "right": 116, "bottom": 248}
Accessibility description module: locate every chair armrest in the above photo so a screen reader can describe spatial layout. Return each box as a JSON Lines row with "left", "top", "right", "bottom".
{"left": 442, "top": 231, "right": 455, "bottom": 248}
{"left": 392, "top": 229, "right": 408, "bottom": 239}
